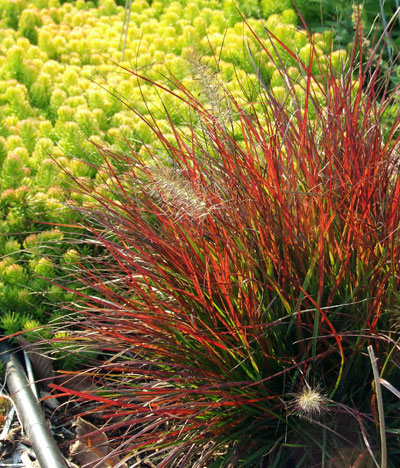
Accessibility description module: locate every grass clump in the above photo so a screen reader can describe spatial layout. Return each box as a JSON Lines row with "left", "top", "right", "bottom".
{"left": 0, "top": 0, "right": 339, "bottom": 334}
{"left": 50, "top": 14, "right": 400, "bottom": 468}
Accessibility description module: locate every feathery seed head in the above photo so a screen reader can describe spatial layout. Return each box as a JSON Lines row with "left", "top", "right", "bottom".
{"left": 289, "top": 382, "right": 328, "bottom": 421}
{"left": 147, "top": 166, "right": 210, "bottom": 222}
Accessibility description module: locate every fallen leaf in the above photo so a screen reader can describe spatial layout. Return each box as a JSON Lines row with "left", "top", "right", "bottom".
{"left": 39, "top": 390, "right": 60, "bottom": 410}
{"left": 17, "top": 337, "right": 55, "bottom": 389}
{"left": 0, "top": 425, "right": 20, "bottom": 460}
{"left": 2, "top": 425, "right": 20, "bottom": 444}
{"left": 70, "top": 417, "right": 127, "bottom": 468}
{"left": 56, "top": 373, "right": 99, "bottom": 394}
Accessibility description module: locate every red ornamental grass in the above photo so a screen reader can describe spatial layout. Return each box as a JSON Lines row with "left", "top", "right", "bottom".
{"left": 53, "top": 17, "right": 400, "bottom": 468}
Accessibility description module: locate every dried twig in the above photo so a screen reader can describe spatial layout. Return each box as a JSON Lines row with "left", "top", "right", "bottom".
{"left": 380, "top": 378, "right": 400, "bottom": 399}
{"left": 368, "top": 345, "right": 387, "bottom": 468}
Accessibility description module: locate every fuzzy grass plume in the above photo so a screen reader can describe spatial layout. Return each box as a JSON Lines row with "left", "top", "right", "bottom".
{"left": 51, "top": 15, "right": 400, "bottom": 468}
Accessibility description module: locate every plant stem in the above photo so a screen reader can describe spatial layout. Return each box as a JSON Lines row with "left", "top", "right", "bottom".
{"left": 368, "top": 345, "right": 387, "bottom": 468}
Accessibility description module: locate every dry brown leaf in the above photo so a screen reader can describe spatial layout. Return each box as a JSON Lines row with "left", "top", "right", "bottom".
{"left": 0, "top": 425, "right": 20, "bottom": 460}
{"left": 70, "top": 417, "right": 127, "bottom": 468}
{"left": 17, "top": 337, "right": 55, "bottom": 389}
{"left": 70, "top": 440, "right": 110, "bottom": 468}
{"left": 55, "top": 373, "right": 99, "bottom": 394}
{"left": 2, "top": 425, "right": 20, "bottom": 444}
{"left": 53, "top": 373, "right": 103, "bottom": 418}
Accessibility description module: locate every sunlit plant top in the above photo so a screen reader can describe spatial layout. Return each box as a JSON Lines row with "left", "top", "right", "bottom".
{"left": 0, "top": 0, "right": 344, "bottom": 337}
